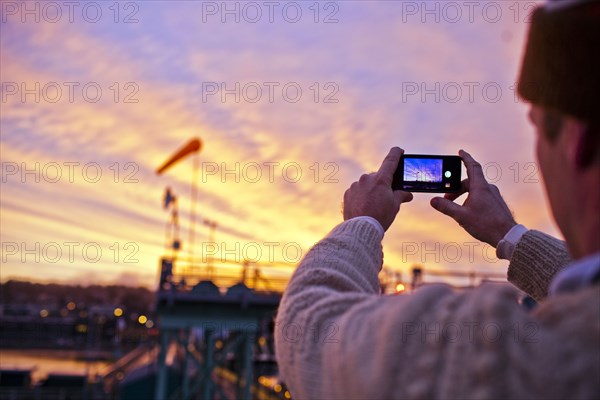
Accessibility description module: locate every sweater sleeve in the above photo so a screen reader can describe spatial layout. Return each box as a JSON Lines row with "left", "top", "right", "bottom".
{"left": 507, "top": 230, "right": 572, "bottom": 301}
{"left": 274, "top": 219, "right": 384, "bottom": 397}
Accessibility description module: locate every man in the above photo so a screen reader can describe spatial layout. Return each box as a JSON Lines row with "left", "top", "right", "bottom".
{"left": 275, "top": 1, "right": 599, "bottom": 398}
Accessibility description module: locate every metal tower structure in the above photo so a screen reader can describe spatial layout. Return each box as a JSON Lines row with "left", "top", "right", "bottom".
{"left": 153, "top": 138, "right": 285, "bottom": 400}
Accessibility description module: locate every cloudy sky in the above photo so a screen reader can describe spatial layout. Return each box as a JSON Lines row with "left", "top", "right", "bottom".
{"left": 1, "top": 0, "right": 556, "bottom": 289}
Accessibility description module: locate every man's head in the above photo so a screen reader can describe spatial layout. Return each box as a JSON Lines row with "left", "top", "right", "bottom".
{"left": 518, "top": 0, "right": 600, "bottom": 258}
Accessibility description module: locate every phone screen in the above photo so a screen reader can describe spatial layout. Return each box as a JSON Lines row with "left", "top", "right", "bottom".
{"left": 392, "top": 154, "right": 462, "bottom": 193}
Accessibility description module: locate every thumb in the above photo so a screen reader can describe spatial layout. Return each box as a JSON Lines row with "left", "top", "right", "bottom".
{"left": 431, "top": 197, "right": 463, "bottom": 220}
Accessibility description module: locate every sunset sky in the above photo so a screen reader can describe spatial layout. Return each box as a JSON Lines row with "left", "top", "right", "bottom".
{"left": 1, "top": 0, "right": 558, "bottom": 289}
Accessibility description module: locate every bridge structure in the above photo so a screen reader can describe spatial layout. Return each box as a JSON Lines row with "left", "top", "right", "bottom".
{"left": 153, "top": 257, "right": 287, "bottom": 400}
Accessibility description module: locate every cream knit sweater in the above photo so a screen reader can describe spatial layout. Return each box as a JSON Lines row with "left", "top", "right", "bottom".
{"left": 274, "top": 219, "right": 600, "bottom": 399}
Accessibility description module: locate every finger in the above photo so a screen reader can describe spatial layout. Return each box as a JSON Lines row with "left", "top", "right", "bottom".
{"left": 395, "top": 190, "right": 414, "bottom": 204}
{"left": 359, "top": 173, "right": 370, "bottom": 183}
{"left": 444, "top": 178, "right": 469, "bottom": 201}
{"left": 459, "top": 149, "right": 487, "bottom": 189}
{"left": 430, "top": 197, "right": 464, "bottom": 222}
{"left": 377, "top": 147, "right": 403, "bottom": 185}
{"left": 397, "top": 190, "right": 414, "bottom": 203}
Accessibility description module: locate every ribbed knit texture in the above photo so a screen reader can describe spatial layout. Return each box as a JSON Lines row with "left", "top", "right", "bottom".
{"left": 508, "top": 230, "right": 572, "bottom": 301}
{"left": 275, "top": 219, "right": 600, "bottom": 399}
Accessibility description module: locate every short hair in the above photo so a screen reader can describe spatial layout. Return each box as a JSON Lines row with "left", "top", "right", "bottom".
{"left": 518, "top": 1, "right": 600, "bottom": 126}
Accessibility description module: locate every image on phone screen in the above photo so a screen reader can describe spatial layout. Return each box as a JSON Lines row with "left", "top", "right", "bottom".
{"left": 392, "top": 154, "right": 461, "bottom": 193}
{"left": 403, "top": 158, "right": 444, "bottom": 190}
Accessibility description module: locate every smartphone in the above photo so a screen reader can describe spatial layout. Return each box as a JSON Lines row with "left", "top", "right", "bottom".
{"left": 392, "top": 154, "right": 462, "bottom": 193}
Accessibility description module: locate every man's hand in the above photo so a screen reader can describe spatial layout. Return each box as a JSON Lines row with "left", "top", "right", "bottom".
{"left": 343, "top": 147, "right": 414, "bottom": 231}
{"left": 430, "top": 150, "right": 517, "bottom": 247}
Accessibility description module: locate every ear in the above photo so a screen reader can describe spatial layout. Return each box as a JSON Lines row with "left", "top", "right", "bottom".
{"left": 563, "top": 117, "right": 595, "bottom": 170}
